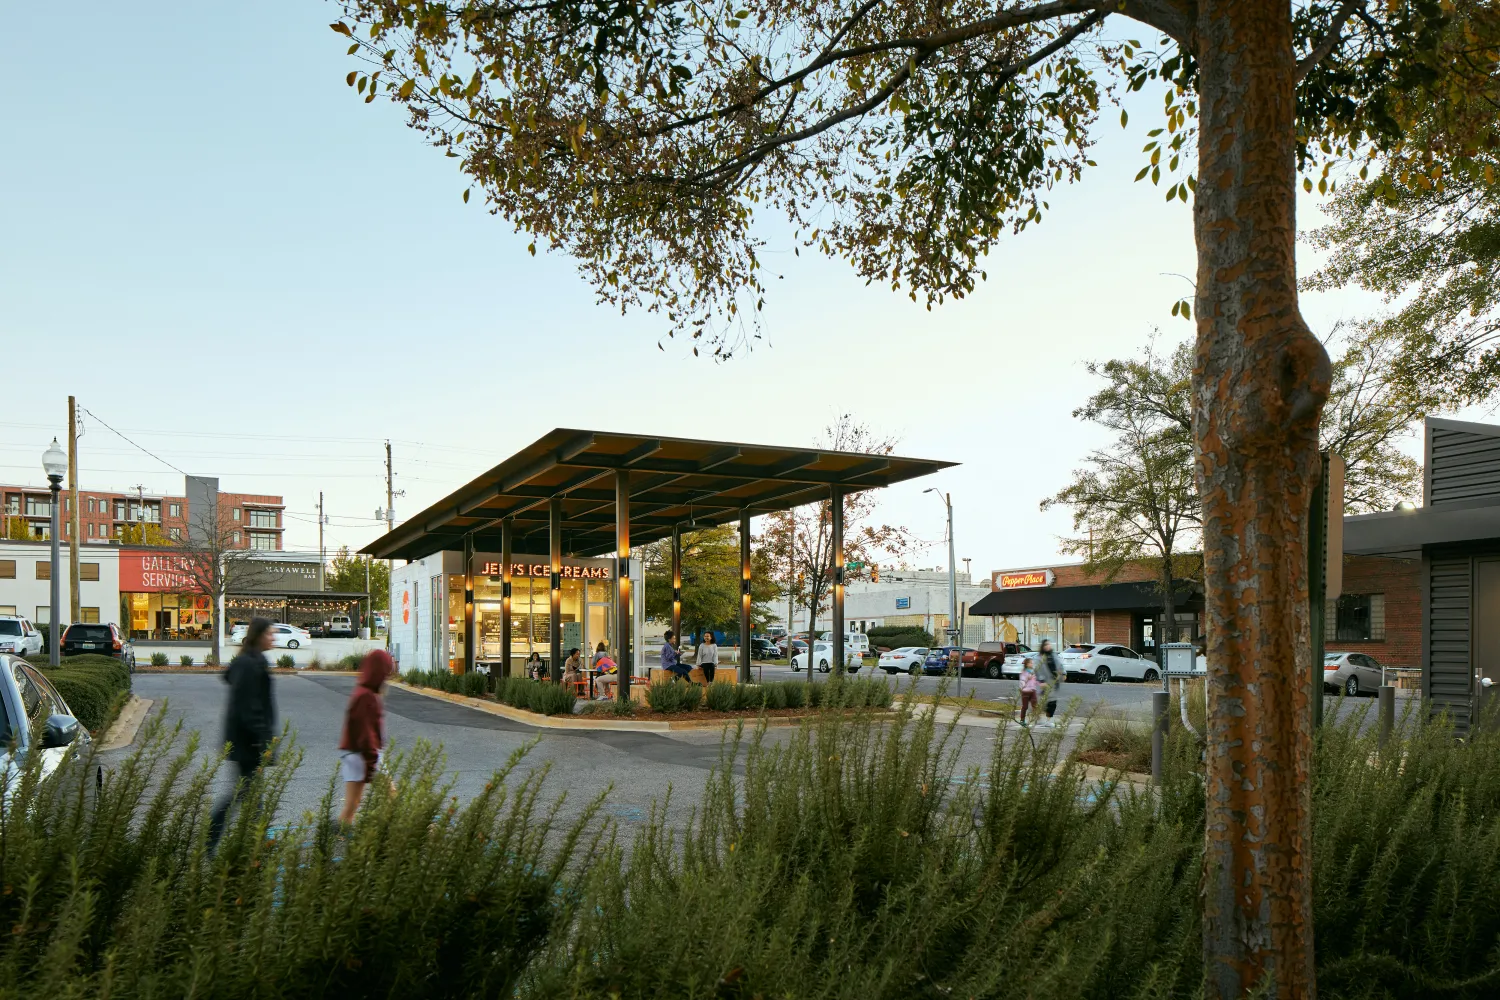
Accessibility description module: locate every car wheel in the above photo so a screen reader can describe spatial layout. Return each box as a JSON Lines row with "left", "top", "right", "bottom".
{"left": 1344, "top": 675, "right": 1359, "bottom": 697}
{"left": 791, "top": 661, "right": 800, "bottom": 671}
{"left": 288, "top": 640, "right": 299, "bottom": 649}
{"left": 1144, "top": 668, "right": 1159, "bottom": 682}
{"left": 818, "top": 659, "right": 829, "bottom": 673}
{"left": 1094, "top": 666, "right": 1111, "bottom": 684}
{"left": 909, "top": 664, "right": 921, "bottom": 677}
{"left": 985, "top": 661, "right": 1002, "bottom": 679}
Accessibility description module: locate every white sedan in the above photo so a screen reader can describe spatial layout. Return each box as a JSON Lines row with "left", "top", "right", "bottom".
{"left": 879, "top": 647, "right": 929, "bottom": 674}
{"left": 1057, "top": 643, "right": 1158, "bottom": 683}
{"left": 791, "top": 641, "right": 860, "bottom": 673}
{"left": 269, "top": 624, "right": 312, "bottom": 649}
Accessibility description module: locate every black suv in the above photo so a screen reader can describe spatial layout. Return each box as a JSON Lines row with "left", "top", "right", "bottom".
{"left": 60, "top": 622, "right": 136, "bottom": 670}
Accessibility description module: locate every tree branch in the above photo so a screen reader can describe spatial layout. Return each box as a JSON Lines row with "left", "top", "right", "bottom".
{"left": 1296, "top": 0, "right": 1365, "bottom": 82}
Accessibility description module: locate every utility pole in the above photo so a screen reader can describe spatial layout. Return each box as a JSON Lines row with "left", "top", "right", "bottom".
{"left": 385, "top": 441, "right": 395, "bottom": 534}
{"left": 67, "top": 396, "right": 80, "bottom": 623}
{"left": 317, "top": 490, "right": 326, "bottom": 590}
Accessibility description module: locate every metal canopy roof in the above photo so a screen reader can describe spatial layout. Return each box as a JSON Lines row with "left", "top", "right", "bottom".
{"left": 359, "top": 429, "right": 956, "bottom": 562}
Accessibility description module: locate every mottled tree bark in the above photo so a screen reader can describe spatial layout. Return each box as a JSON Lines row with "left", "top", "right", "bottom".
{"left": 1191, "top": 2, "right": 1330, "bottom": 998}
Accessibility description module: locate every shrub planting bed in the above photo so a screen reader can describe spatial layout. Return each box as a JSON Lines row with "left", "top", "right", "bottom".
{"left": 3, "top": 702, "right": 1497, "bottom": 996}
{"left": 401, "top": 671, "right": 576, "bottom": 716}
{"left": 24, "top": 653, "right": 133, "bottom": 732}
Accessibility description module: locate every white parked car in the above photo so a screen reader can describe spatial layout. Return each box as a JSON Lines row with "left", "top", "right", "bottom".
{"left": 879, "top": 646, "right": 929, "bottom": 674}
{"left": 270, "top": 624, "right": 312, "bottom": 649}
{"left": 1, "top": 653, "right": 89, "bottom": 795}
{"left": 0, "top": 617, "right": 44, "bottom": 658}
{"left": 791, "top": 641, "right": 860, "bottom": 673}
{"left": 1057, "top": 643, "right": 1158, "bottom": 684}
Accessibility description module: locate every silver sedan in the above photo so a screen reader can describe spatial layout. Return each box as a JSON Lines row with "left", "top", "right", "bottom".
{"left": 1323, "top": 651, "right": 1384, "bottom": 696}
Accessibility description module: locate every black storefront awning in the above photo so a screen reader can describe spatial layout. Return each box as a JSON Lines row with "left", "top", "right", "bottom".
{"left": 969, "top": 580, "right": 1200, "bottom": 616}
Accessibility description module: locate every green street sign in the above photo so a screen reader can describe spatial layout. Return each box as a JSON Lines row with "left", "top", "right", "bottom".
{"left": 845, "top": 561, "right": 863, "bottom": 570}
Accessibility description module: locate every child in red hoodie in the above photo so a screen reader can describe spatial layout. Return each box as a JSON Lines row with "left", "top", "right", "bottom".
{"left": 339, "top": 649, "right": 394, "bottom": 826}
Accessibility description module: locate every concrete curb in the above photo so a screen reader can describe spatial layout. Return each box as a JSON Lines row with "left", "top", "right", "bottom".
{"left": 389, "top": 682, "right": 895, "bottom": 733}
{"left": 99, "top": 695, "right": 154, "bottom": 751}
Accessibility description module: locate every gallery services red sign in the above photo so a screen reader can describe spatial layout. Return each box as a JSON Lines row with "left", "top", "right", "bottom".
{"left": 996, "top": 569, "right": 1054, "bottom": 590}
{"left": 120, "top": 551, "right": 203, "bottom": 592}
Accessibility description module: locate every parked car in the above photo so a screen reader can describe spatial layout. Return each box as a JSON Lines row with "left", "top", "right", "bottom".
{"left": 325, "top": 615, "right": 356, "bottom": 638}
{"left": 919, "top": 646, "right": 976, "bottom": 676}
{"left": 1057, "top": 643, "right": 1157, "bottom": 683}
{"left": 750, "top": 635, "right": 780, "bottom": 660}
{"left": 818, "top": 631, "right": 871, "bottom": 657}
{"left": 1324, "top": 651, "right": 1383, "bottom": 696}
{"left": 879, "top": 646, "right": 929, "bottom": 674}
{"left": 791, "top": 641, "right": 861, "bottom": 673}
{"left": 0, "top": 653, "right": 89, "bottom": 789}
{"left": 60, "top": 623, "right": 136, "bottom": 670}
{"left": 971, "top": 641, "right": 1033, "bottom": 679}
{"left": 0, "top": 617, "right": 44, "bottom": 659}
{"left": 777, "top": 638, "right": 808, "bottom": 658}
{"left": 269, "top": 624, "right": 312, "bottom": 649}
{"left": 373, "top": 612, "right": 389, "bottom": 631}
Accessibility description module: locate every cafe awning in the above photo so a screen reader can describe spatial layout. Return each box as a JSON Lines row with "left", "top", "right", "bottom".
{"left": 360, "top": 428, "right": 955, "bottom": 561}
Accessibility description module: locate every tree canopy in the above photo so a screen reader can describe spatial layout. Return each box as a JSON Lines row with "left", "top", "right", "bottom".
{"left": 332, "top": 0, "right": 1445, "bottom": 349}
{"left": 641, "top": 524, "right": 779, "bottom": 632}
{"left": 326, "top": 546, "right": 390, "bottom": 608}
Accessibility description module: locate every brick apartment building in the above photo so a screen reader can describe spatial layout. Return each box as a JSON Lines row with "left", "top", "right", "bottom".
{"left": 0, "top": 483, "right": 284, "bottom": 550}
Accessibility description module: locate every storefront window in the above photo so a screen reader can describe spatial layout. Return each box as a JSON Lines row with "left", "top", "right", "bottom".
{"left": 463, "top": 562, "right": 614, "bottom": 667}
{"left": 124, "top": 592, "right": 215, "bottom": 640}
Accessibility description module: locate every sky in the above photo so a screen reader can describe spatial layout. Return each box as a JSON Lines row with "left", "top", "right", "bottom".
{"left": 0, "top": 2, "right": 1430, "bottom": 577}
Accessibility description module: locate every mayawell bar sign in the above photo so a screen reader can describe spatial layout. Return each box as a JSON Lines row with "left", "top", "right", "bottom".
{"left": 996, "top": 569, "right": 1055, "bottom": 590}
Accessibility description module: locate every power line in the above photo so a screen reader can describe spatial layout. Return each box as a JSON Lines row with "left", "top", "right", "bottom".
{"left": 75, "top": 406, "right": 185, "bottom": 476}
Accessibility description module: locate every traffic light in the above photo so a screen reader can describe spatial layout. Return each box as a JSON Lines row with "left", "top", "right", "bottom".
{"left": 871, "top": 565, "right": 880, "bottom": 583}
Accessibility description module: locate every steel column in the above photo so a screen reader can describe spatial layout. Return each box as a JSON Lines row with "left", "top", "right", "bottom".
{"left": 462, "top": 533, "right": 475, "bottom": 674}
{"left": 831, "top": 487, "right": 845, "bottom": 677}
{"left": 671, "top": 524, "right": 682, "bottom": 644}
{"left": 1378, "top": 684, "right": 1395, "bottom": 748}
{"left": 549, "top": 497, "right": 562, "bottom": 683}
{"left": 1152, "top": 690, "right": 1170, "bottom": 785}
{"left": 616, "top": 471, "right": 633, "bottom": 702}
{"left": 740, "top": 509, "right": 752, "bottom": 684}
{"left": 501, "top": 518, "right": 513, "bottom": 678}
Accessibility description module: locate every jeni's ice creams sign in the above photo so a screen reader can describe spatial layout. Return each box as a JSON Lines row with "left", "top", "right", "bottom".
{"left": 995, "top": 569, "right": 1054, "bottom": 590}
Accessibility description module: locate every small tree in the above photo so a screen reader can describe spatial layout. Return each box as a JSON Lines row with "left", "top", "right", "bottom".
{"left": 641, "top": 525, "right": 779, "bottom": 634}
{"left": 166, "top": 494, "right": 275, "bottom": 666}
{"left": 758, "top": 416, "right": 912, "bottom": 672}
{"left": 326, "top": 545, "right": 390, "bottom": 611}
{"left": 116, "top": 523, "right": 174, "bottom": 547}
{"left": 1045, "top": 337, "right": 1201, "bottom": 650}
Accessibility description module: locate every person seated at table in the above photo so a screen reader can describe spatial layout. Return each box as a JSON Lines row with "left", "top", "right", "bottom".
{"left": 660, "top": 630, "right": 692, "bottom": 681}
{"left": 593, "top": 641, "right": 619, "bottom": 699}
{"left": 561, "top": 648, "right": 584, "bottom": 691}
{"left": 525, "top": 651, "right": 546, "bottom": 680}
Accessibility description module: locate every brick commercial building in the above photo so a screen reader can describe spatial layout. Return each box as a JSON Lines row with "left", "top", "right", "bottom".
{"left": 1, "top": 478, "right": 283, "bottom": 550}
{"left": 972, "top": 418, "right": 1500, "bottom": 730}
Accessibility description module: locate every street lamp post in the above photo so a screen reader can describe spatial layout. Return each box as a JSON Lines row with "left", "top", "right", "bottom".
{"left": 43, "top": 439, "right": 67, "bottom": 666}
{"left": 924, "top": 488, "right": 958, "bottom": 695}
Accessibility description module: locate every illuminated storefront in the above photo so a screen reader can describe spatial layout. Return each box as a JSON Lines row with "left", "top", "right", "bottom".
{"left": 119, "top": 550, "right": 215, "bottom": 641}
{"left": 391, "top": 550, "right": 636, "bottom": 673}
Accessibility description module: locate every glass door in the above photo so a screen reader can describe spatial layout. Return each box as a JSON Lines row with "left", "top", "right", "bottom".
{"left": 586, "top": 603, "right": 610, "bottom": 659}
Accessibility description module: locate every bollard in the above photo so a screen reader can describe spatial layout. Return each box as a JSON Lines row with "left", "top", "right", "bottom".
{"left": 1151, "top": 690, "right": 1170, "bottom": 785}
{"left": 1378, "top": 685, "right": 1395, "bottom": 748}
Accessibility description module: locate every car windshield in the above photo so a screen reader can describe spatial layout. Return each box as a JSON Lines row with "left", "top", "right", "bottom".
{"left": 66, "top": 625, "right": 112, "bottom": 641}
{"left": 1323, "top": 653, "right": 1344, "bottom": 663}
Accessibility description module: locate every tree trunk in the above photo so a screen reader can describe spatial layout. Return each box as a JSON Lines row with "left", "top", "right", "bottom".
{"left": 1192, "top": 3, "right": 1330, "bottom": 998}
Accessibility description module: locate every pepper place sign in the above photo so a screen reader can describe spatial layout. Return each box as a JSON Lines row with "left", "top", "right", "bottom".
{"left": 996, "top": 569, "right": 1054, "bottom": 590}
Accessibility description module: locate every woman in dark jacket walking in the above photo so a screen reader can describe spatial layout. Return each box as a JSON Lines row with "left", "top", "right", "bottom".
{"left": 208, "top": 617, "right": 278, "bottom": 848}
{"left": 339, "top": 649, "right": 394, "bottom": 825}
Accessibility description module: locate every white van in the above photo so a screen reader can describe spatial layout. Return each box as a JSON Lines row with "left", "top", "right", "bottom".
{"left": 817, "top": 632, "right": 870, "bottom": 656}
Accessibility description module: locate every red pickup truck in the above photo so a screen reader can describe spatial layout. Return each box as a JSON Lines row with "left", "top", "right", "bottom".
{"left": 966, "top": 641, "right": 1033, "bottom": 679}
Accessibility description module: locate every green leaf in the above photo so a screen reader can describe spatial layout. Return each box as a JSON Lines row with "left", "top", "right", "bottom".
{"left": 463, "top": 188, "right": 470, "bottom": 203}
{"left": 398, "top": 78, "right": 416, "bottom": 98}
{"left": 1135, "top": 166, "right": 1150, "bottom": 182}
{"left": 346, "top": 71, "right": 358, "bottom": 86}
{"left": 1120, "top": 109, "right": 1128, "bottom": 127}
{"left": 330, "top": 22, "right": 352, "bottom": 36}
